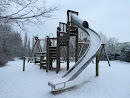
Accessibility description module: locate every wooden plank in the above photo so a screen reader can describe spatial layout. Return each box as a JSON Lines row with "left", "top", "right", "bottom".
{"left": 23, "top": 56, "right": 25, "bottom": 71}
{"left": 40, "top": 55, "right": 43, "bottom": 69}
{"left": 96, "top": 54, "right": 99, "bottom": 76}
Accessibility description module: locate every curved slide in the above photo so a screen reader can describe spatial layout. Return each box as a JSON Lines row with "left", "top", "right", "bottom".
{"left": 48, "top": 13, "right": 101, "bottom": 91}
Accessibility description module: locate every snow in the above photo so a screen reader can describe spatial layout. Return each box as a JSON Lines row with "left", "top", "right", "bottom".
{"left": 0, "top": 59, "right": 130, "bottom": 98}
{"left": 48, "top": 78, "right": 68, "bottom": 85}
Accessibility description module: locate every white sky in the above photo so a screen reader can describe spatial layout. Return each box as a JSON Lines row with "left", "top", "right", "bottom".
{"left": 18, "top": 0, "right": 130, "bottom": 43}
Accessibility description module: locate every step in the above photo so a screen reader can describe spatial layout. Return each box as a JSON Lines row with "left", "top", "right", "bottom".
{"left": 49, "top": 49, "right": 56, "bottom": 52}
{"left": 41, "top": 62, "right": 46, "bottom": 64}
{"left": 51, "top": 57, "right": 57, "bottom": 59}
{"left": 51, "top": 54, "right": 56, "bottom": 57}
{"left": 40, "top": 65, "right": 46, "bottom": 69}
{"left": 49, "top": 52, "right": 56, "bottom": 54}
{"left": 49, "top": 49, "right": 56, "bottom": 51}
{"left": 35, "top": 57, "right": 40, "bottom": 60}
{"left": 36, "top": 58, "right": 46, "bottom": 61}
{"left": 59, "top": 37, "right": 68, "bottom": 40}
{"left": 42, "top": 60, "right": 46, "bottom": 62}
{"left": 35, "top": 52, "right": 46, "bottom": 54}
{"left": 49, "top": 38, "right": 57, "bottom": 40}
{"left": 49, "top": 46, "right": 57, "bottom": 49}
{"left": 35, "top": 61, "right": 40, "bottom": 63}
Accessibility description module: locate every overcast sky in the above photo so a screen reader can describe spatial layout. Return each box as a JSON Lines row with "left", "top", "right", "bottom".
{"left": 19, "top": 0, "right": 130, "bottom": 43}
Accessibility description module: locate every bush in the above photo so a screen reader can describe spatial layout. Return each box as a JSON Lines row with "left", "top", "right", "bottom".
{"left": 0, "top": 53, "right": 8, "bottom": 66}
{"left": 120, "top": 48, "right": 130, "bottom": 62}
{"left": 0, "top": 52, "right": 14, "bottom": 67}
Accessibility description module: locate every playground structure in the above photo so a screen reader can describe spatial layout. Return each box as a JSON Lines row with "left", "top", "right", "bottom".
{"left": 47, "top": 10, "right": 110, "bottom": 91}
{"left": 27, "top": 10, "right": 110, "bottom": 91}
{"left": 28, "top": 22, "right": 82, "bottom": 73}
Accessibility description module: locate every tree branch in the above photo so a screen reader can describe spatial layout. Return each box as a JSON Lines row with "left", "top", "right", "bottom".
{"left": 0, "top": 0, "right": 60, "bottom": 30}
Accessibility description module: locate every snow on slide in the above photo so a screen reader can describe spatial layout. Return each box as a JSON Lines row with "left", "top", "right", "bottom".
{"left": 48, "top": 13, "right": 101, "bottom": 90}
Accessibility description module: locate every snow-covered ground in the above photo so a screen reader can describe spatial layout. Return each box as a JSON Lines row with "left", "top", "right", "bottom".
{"left": 0, "top": 59, "right": 130, "bottom": 98}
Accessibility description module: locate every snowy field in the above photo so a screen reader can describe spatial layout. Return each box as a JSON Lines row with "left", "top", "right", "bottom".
{"left": 0, "top": 59, "right": 130, "bottom": 98}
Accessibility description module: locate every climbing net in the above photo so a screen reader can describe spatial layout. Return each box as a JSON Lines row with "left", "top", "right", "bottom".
{"left": 78, "top": 28, "right": 90, "bottom": 59}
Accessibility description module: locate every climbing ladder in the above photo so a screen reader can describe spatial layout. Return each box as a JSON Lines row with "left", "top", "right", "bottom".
{"left": 28, "top": 37, "right": 43, "bottom": 63}
{"left": 45, "top": 36, "right": 57, "bottom": 72}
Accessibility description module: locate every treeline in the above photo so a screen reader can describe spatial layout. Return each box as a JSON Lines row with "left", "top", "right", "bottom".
{"left": 100, "top": 33, "right": 130, "bottom": 62}
{"left": 0, "top": 24, "right": 30, "bottom": 66}
{"left": 0, "top": 0, "right": 60, "bottom": 66}
{"left": 120, "top": 44, "right": 130, "bottom": 62}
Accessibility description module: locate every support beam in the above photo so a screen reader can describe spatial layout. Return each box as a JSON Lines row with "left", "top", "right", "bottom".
{"left": 96, "top": 54, "right": 99, "bottom": 76}
{"left": 46, "top": 37, "right": 49, "bottom": 72}
{"left": 23, "top": 56, "right": 25, "bottom": 71}
{"left": 98, "top": 44, "right": 111, "bottom": 67}
{"left": 98, "top": 44, "right": 105, "bottom": 63}
{"left": 40, "top": 55, "right": 43, "bottom": 69}
{"left": 75, "top": 30, "right": 78, "bottom": 63}
{"left": 67, "top": 10, "right": 78, "bottom": 25}
{"left": 104, "top": 48, "right": 111, "bottom": 66}
{"left": 56, "top": 28, "right": 60, "bottom": 73}
{"left": 67, "top": 33, "right": 70, "bottom": 71}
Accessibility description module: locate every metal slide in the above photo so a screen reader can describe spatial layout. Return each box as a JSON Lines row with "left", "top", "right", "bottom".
{"left": 48, "top": 13, "right": 101, "bottom": 91}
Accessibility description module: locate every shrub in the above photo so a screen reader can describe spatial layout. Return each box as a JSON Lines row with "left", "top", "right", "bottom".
{"left": 120, "top": 48, "right": 130, "bottom": 62}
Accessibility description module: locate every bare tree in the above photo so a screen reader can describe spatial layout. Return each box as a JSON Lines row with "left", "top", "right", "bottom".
{"left": 0, "top": 0, "right": 60, "bottom": 30}
{"left": 106, "top": 37, "right": 119, "bottom": 52}
{"left": 27, "top": 38, "right": 31, "bottom": 56}
{"left": 0, "top": 23, "right": 23, "bottom": 65}
{"left": 99, "top": 32, "right": 108, "bottom": 44}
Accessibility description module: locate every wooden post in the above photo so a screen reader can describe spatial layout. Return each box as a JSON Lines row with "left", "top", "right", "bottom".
{"left": 104, "top": 48, "right": 111, "bottom": 66}
{"left": 23, "top": 56, "right": 25, "bottom": 71}
{"left": 67, "top": 10, "right": 78, "bottom": 25}
{"left": 67, "top": 32, "right": 70, "bottom": 71}
{"left": 98, "top": 44, "right": 111, "bottom": 67}
{"left": 56, "top": 29, "right": 60, "bottom": 73}
{"left": 50, "top": 57, "right": 52, "bottom": 70}
{"left": 67, "top": 10, "right": 70, "bottom": 25}
{"left": 46, "top": 37, "right": 49, "bottom": 72}
{"left": 75, "top": 30, "right": 78, "bottom": 63}
{"left": 98, "top": 44, "right": 104, "bottom": 63}
{"left": 40, "top": 55, "right": 43, "bottom": 69}
{"left": 96, "top": 54, "right": 99, "bottom": 76}
{"left": 34, "top": 53, "right": 36, "bottom": 64}
{"left": 49, "top": 54, "right": 52, "bottom": 70}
